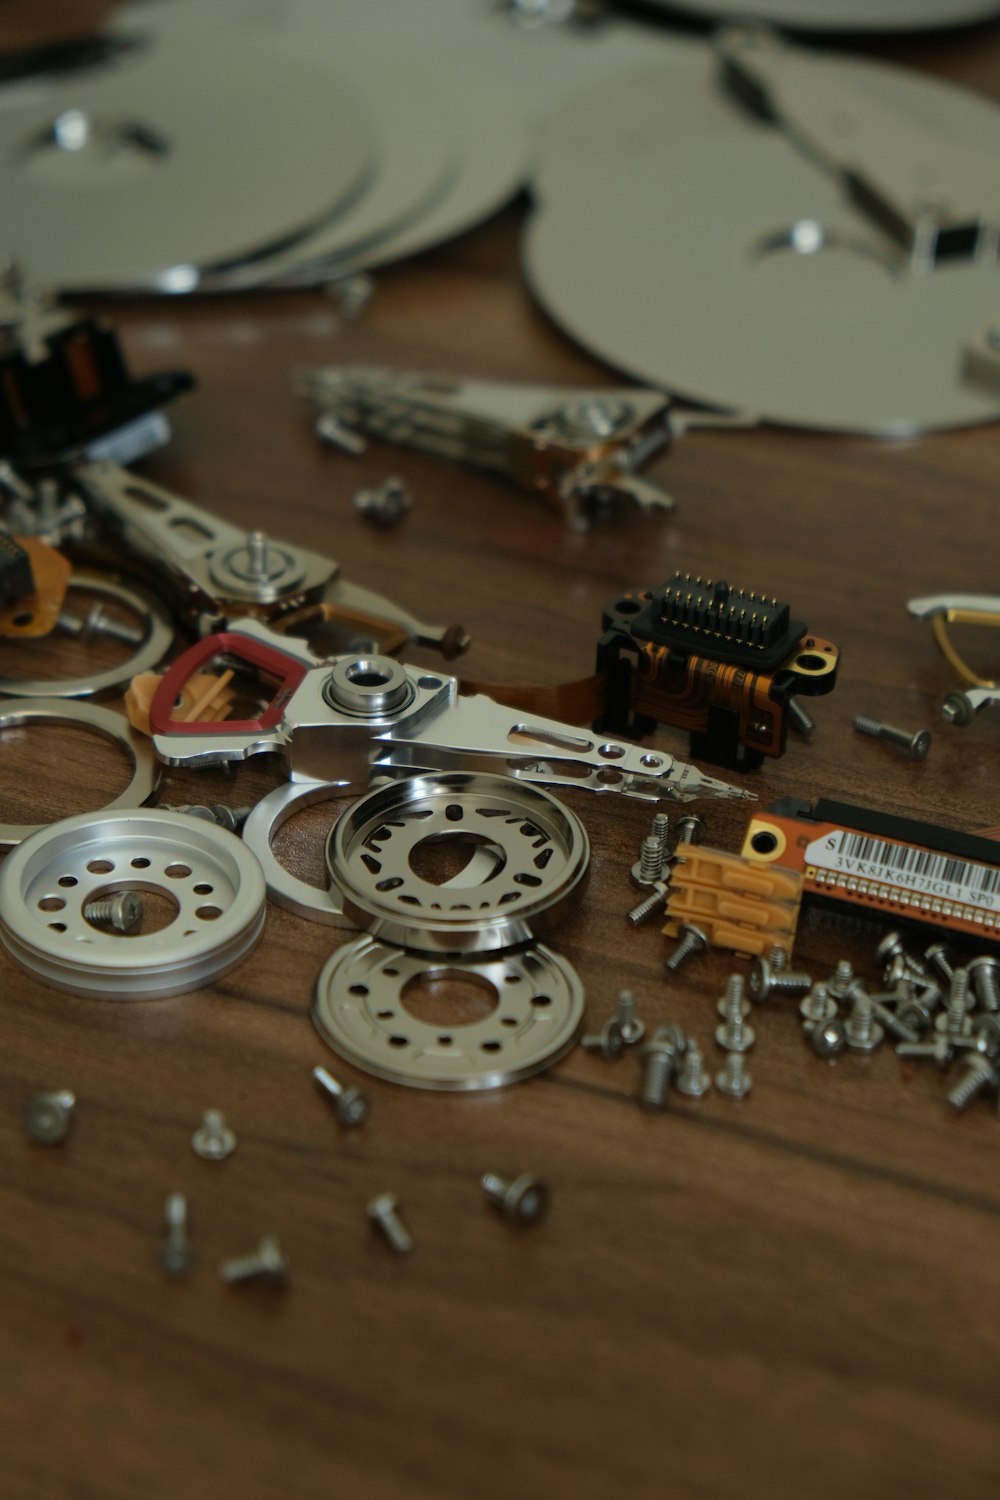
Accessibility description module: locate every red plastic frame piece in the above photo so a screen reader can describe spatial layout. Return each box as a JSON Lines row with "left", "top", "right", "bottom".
{"left": 149, "top": 632, "right": 309, "bottom": 737}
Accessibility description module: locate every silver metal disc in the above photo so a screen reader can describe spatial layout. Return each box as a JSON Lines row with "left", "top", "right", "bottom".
{"left": 241, "top": 781, "right": 353, "bottom": 928}
{"left": 0, "top": 39, "right": 374, "bottom": 291}
{"left": 325, "top": 772, "right": 589, "bottom": 954}
{"left": 0, "top": 698, "right": 159, "bottom": 848}
{"left": 313, "top": 934, "right": 584, "bottom": 1091}
{"left": 0, "top": 572, "right": 173, "bottom": 699}
{"left": 525, "top": 55, "right": 1000, "bottom": 434}
{"left": 634, "top": 0, "right": 1000, "bottom": 32}
{"left": 0, "top": 809, "right": 266, "bottom": 999}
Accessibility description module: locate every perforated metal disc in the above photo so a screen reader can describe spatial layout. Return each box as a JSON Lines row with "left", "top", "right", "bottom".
{"left": 0, "top": 38, "right": 373, "bottom": 291}
{"left": 325, "top": 772, "right": 589, "bottom": 954}
{"left": 525, "top": 55, "right": 1000, "bottom": 433}
{"left": 313, "top": 934, "right": 584, "bottom": 1091}
{"left": 0, "top": 809, "right": 266, "bottom": 998}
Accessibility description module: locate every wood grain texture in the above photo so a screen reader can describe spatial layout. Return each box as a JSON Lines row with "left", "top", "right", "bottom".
{"left": 2, "top": 6, "right": 1000, "bottom": 1499}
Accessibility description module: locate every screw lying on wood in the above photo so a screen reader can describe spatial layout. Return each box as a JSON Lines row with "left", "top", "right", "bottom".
{"left": 159, "top": 1193, "right": 194, "bottom": 1277}
{"left": 24, "top": 1089, "right": 75, "bottom": 1144}
{"left": 191, "top": 1109, "right": 237, "bottom": 1161}
{"left": 854, "top": 714, "right": 931, "bottom": 760}
{"left": 219, "top": 1234, "right": 288, "bottom": 1286}
{"left": 481, "top": 1173, "right": 549, "bottom": 1226}
{"left": 312, "top": 1065, "right": 370, "bottom": 1127}
{"left": 367, "top": 1193, "right": 413, "bottom": 1254}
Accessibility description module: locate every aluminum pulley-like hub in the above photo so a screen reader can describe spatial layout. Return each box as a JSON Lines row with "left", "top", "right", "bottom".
{"left": 324, "top": 771, "right": 589, "bottom": 953}
{"left": 0, "top": 809, "right": 266, "bottom": 999}
{"left": 313, "top": 934, "right": 584, "bottom": 1091}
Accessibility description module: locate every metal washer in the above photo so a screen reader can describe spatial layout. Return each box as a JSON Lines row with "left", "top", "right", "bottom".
{"left": 0, "top": 571, "right": 174, "bottom": 699}
{"left": 313, "top": 934, "right": 584, "bottom": 1091}
{"left": 325, "top": 771, "right": 589, "bottom": 953}
{"left": 0, "top": 698, "right": 159, "bottom": 848}
{"left": 241, "top": 781, "right": 353, "bottom": 928}
{"left": 0, "top": 809, "right": 266, "bottom": 999}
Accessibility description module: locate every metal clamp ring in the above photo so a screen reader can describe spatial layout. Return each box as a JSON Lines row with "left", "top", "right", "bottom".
{"left": 313, "top": 934, "right": 584, "bottom": 1091}
{"left": 0, "top": 570, "right": 174, "bottom": 699}
{"left": 241, "top": 780, "right": 353, "bottom": 927}
{"left": 325, "top": 770, "right": 589, "bottom": 953}
{"left": 0, "top": 809, "right": 266, "bottom": 999}
{"left": 0, "top": 697, "right": 159, "bottom": 848}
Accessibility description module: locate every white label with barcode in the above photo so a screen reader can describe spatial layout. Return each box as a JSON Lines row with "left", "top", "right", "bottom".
{"left": 805, "top": 830, "right": 1000, "bottom": 911}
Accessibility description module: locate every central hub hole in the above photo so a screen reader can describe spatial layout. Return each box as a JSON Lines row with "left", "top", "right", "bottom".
{"left": 401, "top": 971, "right": 499, "bottom": 1027}
{"left": 407, "top": 833, "right": 506, "bottom": 886}
{"left": 345, "top": 662, "right": 391, "bottom": 688}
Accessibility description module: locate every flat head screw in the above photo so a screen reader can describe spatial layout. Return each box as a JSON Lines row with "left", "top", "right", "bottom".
{"left": 312, "top": 1065, "right": 370, "bottom": 1128}
{"left": 665, "top": 923, "right": 709, "bottom": 974}
{"left": 638, "top": 1025, "right": 685, "bottom": 1112}
{"left": 947, "top": 1057, "right": 998, "bottom": 1112}
{"left": 159, "top": 1192, "right": 194, "bottom": 1278}
{"left": 581, "top": 1018, "right": 625, "bottom": 1061}
{"left": 715, "top": 1053, "right": 752, "bottom": 1099}
{"left": 219, "top": 1234, "right": 288, "bottom": 1287}
{"left": 854, "top": 714, "right": 931, "bottom": 759}
{"left": 811, "top": 1018, "right": 847, "bottom": 1058}
{"left": 367, "top": 1193, "right": 413, "bottom": 1254}
{"left": 191, "top": 1109, "right": 237, "bottom": 1162}
{"left": 675, "top": 1039, "right": 712, "bottom": 1098}
{"left": 481, "top": 1172, "right": 549, "bottom": 1226}
{"left": 24, "top": 1089, "right": 75, "bottom": 1144}
{"left": 968, "top": 955, "right": 1000, "bottom": 1013}
{"left": 614, "top": 989, "right": 645, "bottom": 1046}
{"left": 83, "top": 890, "right": 144, "bottom": 933}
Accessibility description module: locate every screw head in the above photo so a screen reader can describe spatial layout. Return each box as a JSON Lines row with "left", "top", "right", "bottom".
{"left": 24, "top": 1090, "right": 75, "bottom": 1144}
{"left": 335, "top": 1086, "right": 370, "bottom": 1128}
{"left": 811, "top": 1019, "right": 846, "bottom": 1058}
{"left": 191, "top": 1110, "right": 237, "bottom": 1161}
{"left": 367, "top": 1192, "right": 398, "bottom": 1222}
{"left": 499, "top": 1173, "right": 549, "bottom": 1225}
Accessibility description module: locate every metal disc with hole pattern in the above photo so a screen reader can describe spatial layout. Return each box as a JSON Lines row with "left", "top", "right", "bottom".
{"left": 325, "top": 771, "right": 589, "bottom": 954}
{"left": 525, "top": 54, "right": 1000, "bottom": 433}
{"left": 313, "top": 933, "right": 584, "bottom": 1091}
{"left": 0, "top": 809, "right": 266, "bottom": 998}
{"left": 0, "top": 38, "right": 373, "bottom": 291}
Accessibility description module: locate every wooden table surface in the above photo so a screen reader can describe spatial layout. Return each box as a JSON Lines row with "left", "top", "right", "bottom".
{"left": 3, "top": 5, "right": 1000, "bottom": 1498}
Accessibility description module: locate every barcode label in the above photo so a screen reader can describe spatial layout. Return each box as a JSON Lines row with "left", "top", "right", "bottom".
{"left": 805, "top": 829, "right": 1000, "bottom": 911}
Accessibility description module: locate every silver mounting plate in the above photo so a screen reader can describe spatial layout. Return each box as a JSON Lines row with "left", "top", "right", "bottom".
{"left": 313, "top": 934, "right": 584, "bottom": 1091}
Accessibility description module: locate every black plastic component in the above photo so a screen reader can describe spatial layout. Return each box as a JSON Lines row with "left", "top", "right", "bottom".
{"left": 614, "top": 571, "right": 803, "bottom": 669}
{"left": 768, "top": 797, "right": 1000, "bottom": 870}
{"left": 0, "top": 532, "right": 34, "bottom": 606}
{"left": 0, "top": 312, "right": 193, "bottom": 468}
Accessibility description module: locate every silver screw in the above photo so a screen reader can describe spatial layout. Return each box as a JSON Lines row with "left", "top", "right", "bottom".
{"left": 896, "top": 1036, "right": 954, "bottom": 1066}
{"left": 673, "top": 813, "right": 705, "bottom": 850}
{"left": 219, "top": 1234, "right": 288, "bottom": 1286}
{"left": 971, "top": 1013, "right": 1000, "bottom": 1058}
{"left": 968, "top": 955, "right": 1000, "bottom": 1012}
{"left": 876, "top": 930, "right": 925, "bottom": 979}
{"left": 314, "top": 410, "right": 368, "bottom": 455}
{"left": 638, "top": 1024, "right": 685, "bottom": 1111}
{"left": 935, "top": 968, "right": 973, "bottom": 1038}
{"left": 312, "top": 1065, "right": 370, "bottom": 1127}
{"left": 24, "top": 1089, "right": 75, "bottom": 1144}
{"left": 946, "top": 1057, "right": 998, "bottom": 1112}
{"left": 57, "top": 603, "right": 145, "bottom": 646}
{"left": 716, "top": 975, "right": 755, "bottom": 1052}
{"left": 715, "top": 1053, "right": 752, "bottom": 1098}
{"left": 853, "top": 714, "right": 931, "bottom": 760}
{"left": 675, "top": 1039, "right": 712, "bottom": 1098}
{"left": 650, "top": 811, "right": 670, "bottom": 869}
{"left": 827, "top": 958, "right": 863, "bottom": 1004}
{"left": 353, "top": 477, "right": 412, "bottom": 525}
{"left": 191, "top": 1109, "right": 237, "bottom": 1161}
{"left": 367, "top": 1193, "right": 413, "bottom": 1254}
{"left": 811, "top": 1018, "right": 847, "bottom": 1057}
{"left": 627, "top": 878, "right": 669, "bottom": 927}
{"left": 246, "top": 530, "right": 271, "bottom": 579}
{"left": 581, "top": 1019, "right": 625, "bottom": 1061}
{"left": 716, "top": 972, "right": 750, "bottom": 1021}
{"left": 167, "top": 803, "right": 253, "bottom": 833}
{"left": 870, "top": 997, "right": 921, "bottom": 1045}
{"left": 83, "top": 890, "right": 144, "bottom": 934}
{"left": 614, "top": 990, "right": 645, "bottom": 1046}
{"left": 800, "top": 982, "right": 837, "bottom": 1029}
{"left": 665, "top": 922, "right": 709, "bottom": 974}
{"left": 924, "top": 943, "right": 954, "bottom": 985}
{"left": 750, "top": 953, "right": 811, "bottom": 1002}
{"left": 330, "top": 271, "right": 375, "bottom": 321}
{"left": 787, "top": 698, "right": 816, "bottom": 737}
{"left": 632, "top": 833, "right": 665, "bottom": 888}
{"left": 844, "top": 992, "right": 884, "bottom": 1051}
{"left": 159, "top": 1192, "right": 194, "bottom": 1277}
{"left": 481, "top": 1172, "right": 549, "bottom": 1226}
